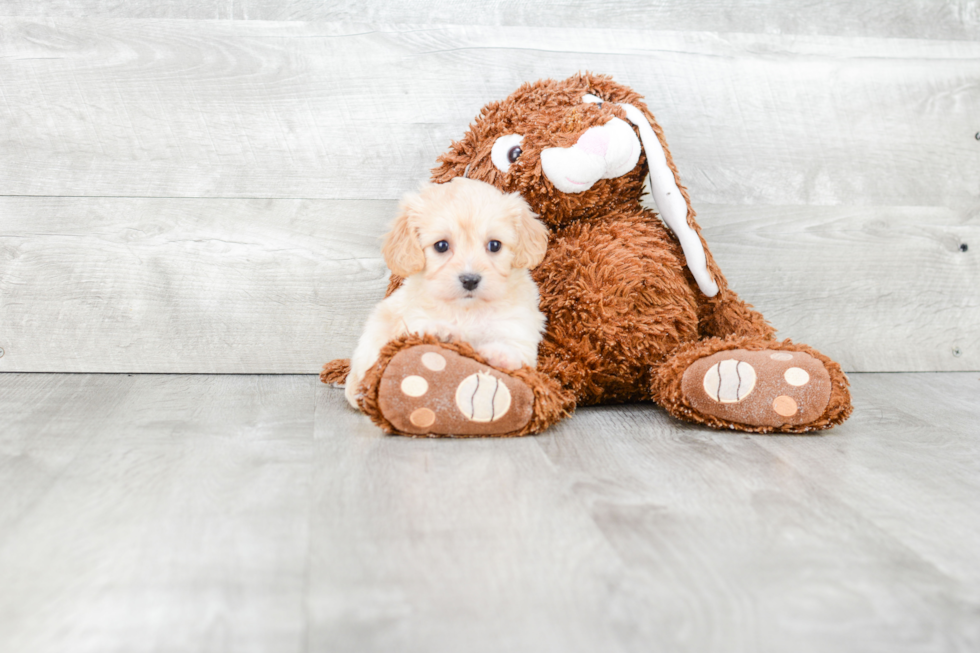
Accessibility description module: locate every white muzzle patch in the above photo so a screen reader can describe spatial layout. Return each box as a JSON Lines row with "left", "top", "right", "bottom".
{"left": 539, "top": 117, "right": 641, "bottom": 193}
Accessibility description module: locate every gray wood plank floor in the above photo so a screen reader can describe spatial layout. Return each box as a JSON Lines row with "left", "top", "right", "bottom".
{"left": 2, "top": 372, "right": 978, "bottom": 652}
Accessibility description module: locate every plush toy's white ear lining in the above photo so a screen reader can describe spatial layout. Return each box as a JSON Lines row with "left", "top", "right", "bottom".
{"left": 617, "top": 102, "right": 719, "bottom": 298}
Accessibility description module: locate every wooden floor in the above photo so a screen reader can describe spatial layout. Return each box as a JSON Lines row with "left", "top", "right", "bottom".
{"left": 2, "top": 372, "right": 978, "bottom": 652}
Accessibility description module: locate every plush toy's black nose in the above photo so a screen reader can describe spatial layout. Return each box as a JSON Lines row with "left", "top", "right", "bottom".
{"left": 459, "top": 273, "right": 481, "bottom": 291}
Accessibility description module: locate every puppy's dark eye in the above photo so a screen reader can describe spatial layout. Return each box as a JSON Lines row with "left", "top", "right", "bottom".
{"left": 487, "top": 240, "right": 502, "bottom": 253}
{"left": 434, "top": 240, "right": 450, "bottom": 253}
{"left": 507, "top": 146, "right": 522, "bottom": 164}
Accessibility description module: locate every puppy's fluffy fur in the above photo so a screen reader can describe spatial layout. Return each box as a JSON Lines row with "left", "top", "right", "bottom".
{"left": 345, "top": 178, "right": 550, "bottom": 409}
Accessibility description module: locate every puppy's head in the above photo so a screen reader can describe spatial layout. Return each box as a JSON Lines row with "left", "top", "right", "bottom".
{"left": 382, "top": 177, "right": 548, "bottom": 303}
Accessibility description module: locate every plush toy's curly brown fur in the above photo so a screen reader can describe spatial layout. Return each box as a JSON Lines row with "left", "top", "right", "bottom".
{"left": 652, "top": 336, "right": 851, "bottom": 434}
{"left": 324, "top": 72, "right": 852, "bottom": 436}
{"left": 351, "top": 334, "right": 574, "bottom": 438}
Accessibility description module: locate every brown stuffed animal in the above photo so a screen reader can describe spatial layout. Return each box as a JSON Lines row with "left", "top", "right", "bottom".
{"left": 322, "top": 72, "right": 852, "bottom": 436}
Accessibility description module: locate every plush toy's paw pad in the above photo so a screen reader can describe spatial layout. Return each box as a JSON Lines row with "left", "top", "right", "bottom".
{"left": 377, "top": 344, "right": 534, "bottom": 436}
{"left": 681, "top": 349, "right": 832, "bottom": 427}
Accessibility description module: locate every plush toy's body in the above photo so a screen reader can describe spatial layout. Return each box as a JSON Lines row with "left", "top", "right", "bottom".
{"left": 323, "top": 73, "right": 852, "bottom": 436}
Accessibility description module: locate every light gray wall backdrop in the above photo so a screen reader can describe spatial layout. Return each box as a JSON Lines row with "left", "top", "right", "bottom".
{"left": 0, "top": 5, "right": 978, "bottom": 373}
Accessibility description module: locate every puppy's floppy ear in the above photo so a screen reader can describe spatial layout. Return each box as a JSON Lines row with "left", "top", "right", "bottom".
{"left": 382, "top": 190, "right": 427, "bottom": 277}
{"left": 509, "top": 193, "right": 550, "bottom": 269}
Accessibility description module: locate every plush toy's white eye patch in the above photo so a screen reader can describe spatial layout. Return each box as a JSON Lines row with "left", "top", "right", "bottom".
{"left": 491, "top": 134, "right": 524, "bottom": 173}
{"left": 582, "top": 94, "right": 603, "bottom": 105}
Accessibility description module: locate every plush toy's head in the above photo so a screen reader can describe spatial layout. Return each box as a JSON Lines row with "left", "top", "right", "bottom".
{"left": 432, "top": 72, "right": 720, "bottom": 298}
{"left": 432, "top": 73, "right": 665, "bottom": 228}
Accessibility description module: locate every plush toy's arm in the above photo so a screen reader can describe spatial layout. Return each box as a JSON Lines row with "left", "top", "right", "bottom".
{"left": 696, "top": 287, "right": 776, "bottom": 340}
{"left": 320, "top": 358, "right": 351, "bottom": 385}
{"left": 385, "top": 274, "right": 405, "bottom": 297}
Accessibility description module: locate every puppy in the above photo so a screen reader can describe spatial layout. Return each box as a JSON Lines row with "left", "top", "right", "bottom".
{"left": 345, "top": 177, "right": 550, "bottom": 409}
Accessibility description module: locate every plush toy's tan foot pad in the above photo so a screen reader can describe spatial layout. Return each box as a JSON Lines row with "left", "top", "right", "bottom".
{"left": 377, "top": 344, "right": 534, "bottom": 436}
{"left": 681, "top": 349, "right": 832, "bottom": 428}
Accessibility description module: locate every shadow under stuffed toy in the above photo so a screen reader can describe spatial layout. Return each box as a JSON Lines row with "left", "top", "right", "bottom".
{"left": 322, "top": 72, "right": 852, "bottom": 436}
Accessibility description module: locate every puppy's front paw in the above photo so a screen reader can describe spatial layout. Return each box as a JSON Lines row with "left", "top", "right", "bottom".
{"left": 476, "top": 343, "right": 524, "bottom": 371}
{"left": 419, "top": 321, "right": 462, "bottom": 343}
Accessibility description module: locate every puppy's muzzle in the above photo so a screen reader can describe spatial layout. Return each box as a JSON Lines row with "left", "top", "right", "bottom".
{"left": 459, "top": 273, "right": 481, "bottom": 291}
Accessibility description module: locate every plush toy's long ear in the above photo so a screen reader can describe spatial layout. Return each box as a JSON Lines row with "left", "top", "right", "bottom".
{"left": 509, "top": 193, "right": 550, "bottom": 269}
{"left": 617, "top": 101, "right": 718, "bottom": 297}
{"left": 382, "top": 192, "right": 426, "bottom": 278}
{"left": 581, "top": 87, "right": 719, "bottom": 298}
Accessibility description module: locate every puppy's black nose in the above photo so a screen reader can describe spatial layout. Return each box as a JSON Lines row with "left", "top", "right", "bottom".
{"left": 459, "top": 273, "right": 481, "bottom": 291}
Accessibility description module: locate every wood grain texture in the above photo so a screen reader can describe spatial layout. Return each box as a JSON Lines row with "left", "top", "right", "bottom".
{"left": 1, "top": 19, "right": 979, "bottom": 206}
{"left": 1, "top": 2, "right": 976, "bottom": 647}
{"left": 2, "top": 371, "right": 978, "bottom": 652}
{"left": 0, "top": 373, "right": 316, "bottom": 653}
{"left": 308, "top": 383, "right": 627, "bottom": 652}
{"left": 3, "top": 1, "right": 980, "bottom": 40}
{"left": 2, "top": 198, "right": 976, "bottom": 373}
{"left": 0, "top": 197, "right": 392, "bottom": 373}
{"left": 700, "top": 203, "right": 980, "bottom": 373}
{"left": 530, "top": 371, "right": 980, "bottom": 652}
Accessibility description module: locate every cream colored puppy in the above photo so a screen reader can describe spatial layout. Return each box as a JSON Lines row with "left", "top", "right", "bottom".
{"left": 345, "top": 177, "right": 550, "bottom": 409}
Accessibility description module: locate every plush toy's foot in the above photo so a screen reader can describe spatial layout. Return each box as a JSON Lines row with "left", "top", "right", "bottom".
{"left": 653, "top": 337, "right": 852, "bottom": 433}
{"left": 379, "top": 344, "right": 535, "bottom": 435}
{"left": 682, "top": 348, "right": 834, "bottom": 428}
{"left": 355, "top": 335, "right": 574, "bottom": 437}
